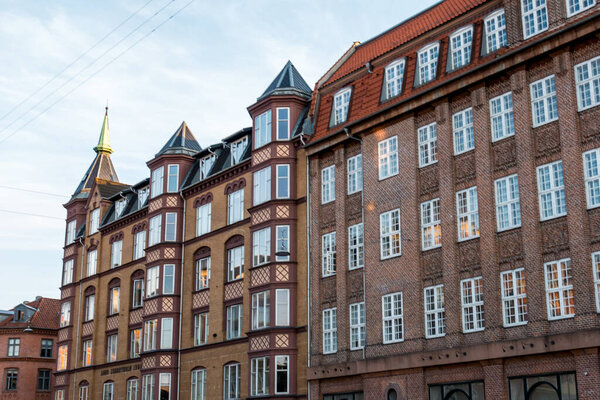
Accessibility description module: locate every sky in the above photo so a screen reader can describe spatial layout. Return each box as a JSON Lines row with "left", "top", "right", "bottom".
{"left": 0, "top": 0, "right": 439, "bottom": 308}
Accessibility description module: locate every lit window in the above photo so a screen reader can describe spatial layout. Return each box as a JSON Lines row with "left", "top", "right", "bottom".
{"left": 501, "top": 268, "right": 528, "bottom": 326}
{"left": 82, "top": 340, "right": 93, "bottom": 366}
{"left": 89, "top": 208, "right": 100, "bottom": 234}
{"left": 453, "top": 108, "right": 474, "bottom": 155}
{"left": 167, "top": 164, "right": 179, "bottom": 193}
{"left": 230, "top": 136, "right": 248, "bottom": 165}
{"left": 567, "top": 0, "right": 596, "bottom": 15}
{"left": 348, "top": 223, "right": 364, "bottom": 270}
{"left": 111, "top": 240, "right": 122, "bottom": 268}
{"left": 380, "top": 209, "right": 401, "bottom": 259}
{"left": 255, "top": 110, "right": 272, "bottom": 148}
{"left": 382, "top": 292, "right": 403, "bottom": 343}
{"left": 63, "top": 260, "right": 74, "bottom": 285}
{"left": 537, "top": 160, "right": 566, "bottom": 221}
{"left": 146, "top": 266, "right": 160, "bottom": 298}
{"left": 275, "top": 289, "right": 290, "bottom": 326}
{"left": 84, "top": 294, "right": 95, "bottom": 321}
{"left": 134, "top": 231, "right": 146, "bottom": 260}
{"left": 384, "top": 59, "right": 405, "bottom": 99}
{"left": 322, "top": 307, "right": 337, "bottom": 354}
{"left": 7, "top": 338, "right": 20, "bottom": 356}
{"left": 449, "top": 26, "right": 473, "bottom": 70}
{"left": 106, "top": 335, "right": 118, "bottom": 363}
{"left": 575, "top": 55, "right": 600, "bottom": 111}
{"left": 275, "top": 355, "right": 289, "bottom": 394}
{"left": 159, "top": 373, "right": 170, "bottom": 400}
{"left": 109, "top": 286, "right": 120, "bottom": 315}
{"left": 321, "top": 165, "right": 335, "bottom": 204}
{"left": 196, "top": 203, "right": 211, "bottom": 236}
{"left": 276, "top": 164, "right": 290, "bottom": 199}
{"left": 461, "top": 277, "right": 484, "bottom": 332}
{"left": 495, "top": 174, "right": 521, "bottom": 231}
{"left": 332, "top": 88, "right": 351, "bottom": 125}
{"left": 252, "top": 291, "right": 270, "bottom": 330}
{"left": 418, "top": 122, "right": 437, "bottom": 167}
{"left": 142, "top": 375, "right": 155, "bottom": 400}
{"left": 143, "top": 319, "right": 158, "bottom": 351}
{"left": 277, "top": 107, "right": 290, "bottom": 140}
{"left": 544, "top": 258, "right": 575, "bottom": 320}
{"left": 151, "top": 167, "right": 164, "bottom": 198}
{"left": 87, "top": 249, "right": 97, "bottom": 276}
{"left": 276, "top": 225, "right": 290, "bottom": 262}
{"left": 416, "top": 43, "right": 440, "bottom": 85}
{"left": 322, "top": 231, "right": 337, "bottom": 277}
{"left": 148, "top": 215, "right": 162, "bottom": 246}
{"left": 200, "top": 154, "right": 216, "bottom": 180}
{"left": 226, "top": 305, "right": 242, "bottom": 340}
{"left": 250, "top": 357, "right": 269, "bottom": 396}
{"left": 421, "top": 198, "right": 441, "bottom": 250}
{"left": 60, "top": 302, "right": 71, "bottom": 327}
{"left": 490, "top": 92, "right": 515, "bottom": 141}
{"left": 130, "top": 329, "right": 142, "bottom": 358}
{"left": 521, "top": 0, "right": 548, "bottom": 38}
{"left": 584, "top": 148, "right": 600, "bottom": 209}
{"left": 163, "top": 264, "right": 174, "bottom": 294}
{"left": 224, "top": 363, "right": 240, "bottom": 400}
{"left": 349, "top": 302, "right": 365, "bottom": 350}
{"left": 56, "top": 389, "right": 65, "bottom": 400}
{"left": 424, "top": 285, "right": 445, "bottom": 338}
{"left": 378, "top": 136, "right": 398, "bottom": 180}
{"left": 190, "top": 369, "right": 206, "bottom": 400}
{"left": 253, "top": 166, "right": 272, "bottom": 205}
{"left": 228, "top": 189, "right": 244, "bottom": 224}
{"left": 57, "top": 345, "right": 68, "bottom": 371}
{"left": 483, "top": 9, "right": 507, "bottom": 54}
{"left": 530, "top": 75, "right": 558, "bottom": 127}
{"left": 195, "top": 257, "right": 210, "bottom": 290}
{"left": 253, "top": 227, "right": 271, "bottom": 267}
{"left": 227, "top": 245, "right": 244, "bottom": 281}
{"left": 456, "top": 187, "right": 480, "bottom": 241}
{"left": 592, "top": 252, "right": 600, "bottom": 312}
{"left": 347, "top": 154, "right": 362, "bottom": 194}
{"left": 161, "top": 318, "right": 173, "bottom": 349}
{"left": 132, "top": 279, "right": 144, "bottom": 308}
{"left": 66, "top": 220, "right": 76, "bottom": 244}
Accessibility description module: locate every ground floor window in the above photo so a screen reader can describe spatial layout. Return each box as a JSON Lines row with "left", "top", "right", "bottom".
{"left": 429, "top": 381, "right": 484, "bottom": 400}
{"left": 509, "top": 372, "right": 577, "bottom": 400}
{"left": 323, "top": 392, "right": 364, "bottom": 400}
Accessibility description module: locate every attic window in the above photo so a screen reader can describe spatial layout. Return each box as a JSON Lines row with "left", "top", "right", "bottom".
{"left": 383, "top": 59, "right": 405, "bottom": 101}
{"left": 331, "top": 88, "right": 351, "bottom": 126}
{"left": 231, "top": 137, "right": 248, "bottom": 165}
{"left": 115, "top": 199, "right": 127, "bottom": 217}
{"left": 138, "top": 187, "right": 149, "bottom": 208}
{"left": 448, "top": 26, "right": 473, "bottom": 71}
{"left": 200, "top": 154, "right": 216, "bottom": 179}
{"left": 15, "top": 310, "right": 25, "bottom": 321}
{"left": 415, "top": 43, "right": 439, "bottom": 86}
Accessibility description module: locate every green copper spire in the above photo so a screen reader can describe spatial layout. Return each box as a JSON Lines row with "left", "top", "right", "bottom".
{"left": 94, "top": 106, "right": 113, "bottom": 154}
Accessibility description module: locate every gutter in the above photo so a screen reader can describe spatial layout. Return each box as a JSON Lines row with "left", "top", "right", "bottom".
{"left": 176, "top": 189, "right": 186, "bottom": 399}
{"left": 306, "top": 148, "right": 312, "bottom": 400}
{"left": 72, "top": 237, "right": 86, "bottom": 400}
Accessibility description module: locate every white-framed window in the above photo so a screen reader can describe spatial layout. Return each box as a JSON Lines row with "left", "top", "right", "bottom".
{"left": 89, "top": 208, "right": 100, "bottom": 235}
{"left": 60, "top": 302, "right": 71, "bottom": 327}
{"left": 200, "top": 154, "right": 216, "bottom": 180}
{"left": 378, "top": 136, "right": 398, "bottom": 180}
{"left": 148, "top": 215, "right": 162, "bottom": 246}
{"left": 82, "top": 339, "right": 93, "bottom": 366}
{"left": 163, "top": 264, "right": 174, "bottom": 294}
{"left": 592, "top": 252, "right": 600, "bottom": 312}
{"left": 275, "top": 289, "right": 290, "bottom": 326}
{"left": 495, "top": 174, "right": 522, "bottom": 231}
{"left": 321, "top": 165, "right": 335, "bottom": 204}
{"left": 227, "top": 245, "right": 244, "bottom": 282}
{"left": 567, "top": 0, "right": 596, "bottom": 16}
{"left": 164, "top": 212, "right": 176, "bottom": 241}
{"left": 138, "top": 187, "right": 149, "bottom": 208}
{"left": 87, "top": 249, "right": 97, "bottom": 277}
{"left": 63, "top": 260, "right": 74, "bottom": 285}
{"left": 322, "top": 231, "right": 337, "bottom": 277}
{"left": 276, "top": 164, "right": 290, "bottom": 199}
{"left": 530, "top": 75, "right": 558, "bottom": 127}
{"left": 56, "top": 389, "right": 65, "bottom": 400}
{"left": 275, "top": 225, "right": 290, "bottom": 262}
{"left": 255, "top": 110, "right": 272, "bottom": 148}
{"left": 159, "top": 373, "right": 171, "bottom": 400}
{"left": 196, "top": 203, "right": 211, "bottom": 236}
{"left": 449, "top": 26, "right": 473, "bottom": 70}
{"left": 142, "top": 374, "right": 155, "bottom": 400}
{"left": 322, "top": 307, "right": 337, "bottom": 354}
{"left": 490, "top": 92, "right": 515, "bottom": 141}
{"left": 132, "top": 279, "right": 144, "bottom": 308}
{"left": 501, "top": 268, "right": 528, "bottom": 326}
{"left": 126, "top": 378, "right": 138, "bottom": 400}
{"left": 134, "top": 231, "right": 146, "bottom": 260}
{"left": 349, "top": 302, "right": 365, "bottom": 350}
{"left": 384, "top": 59, "right": 405, "bottom": 99}
{"left": 190, "top": 369, "right": 205, "bottom": 400}
{"left": 537, "top": 160, "right": 566, "bottom": 220}
{"left": 253, "top": 166, "right": 271, "bottom": 205}
{"left": 544, "top": 258, "right": 575, "bottom": 320}
{"left": 253, "top": 227, "right": 271, "bottom": 266}
{"left": 453, "top": 108, "right": 474, "bottom": 155}
{"left": 167, "top": 164, "right": 179, "bottom": 193}
{"left": 230, "top": 136, "right": 248, "bottom": 165}
{"left": 483, "top": 9, "right": 507, "bottom": 54}
{"left": 250, "top": 357, "right": 269, "bottom": 396}
{"left": 66, "top": 220, "right": 76, "bottom": 244}
{"left": 252, "top": 291, "right": 270, "bottom": 330}
{"left": 347, "top": 154, "right": 362, "bottom": 195}
{"left": 276, "top": 107, "right": 290, "bottom": 140}
{"left": 521, "top": 0, "right": 548, "bottom": 38}
{"left": 380, "top": 209, "right": 401, "bottom": 259}
{"left": 417, "top": 43, "right": 440, "bottom": 85}
{"left": 193, "top": 312, "right": 209, "bottom": 346}
{"left": 84, "top": 294, "right": 95, "bottom": 321}
{"left": 228, "top": 189, "right": 244, "bottom": 224}
{"left": 333, "top": 88, "right": 351, "bottom": 125}
{"left": 195, "top": 257, "right": 210, "bottom": 290}
{"left": 584, "top": 148, "right": 600, "bottom": 209}
{"left": 224, "top": 363, "right": 240, "bottom": 400}
{"left": 418, "top": 122, "right": 437, "bottom": 167}
{"left": 109, "top": 286, "right": 120, "bottom": 315}
{"left": 7, "top": 338, "right": 19, "bottom": 357}
{"left": 575, "top": 55, "right": 600, "bottom": 111}
{"left": 461, "top": 277, "right": 484, "bottom": 332}
{"left": 143, "top": 319, "right": 158, "bottom": 351}
{"left": 382, "top": 292, "right": 404, "bottom": 344}
{"left": 130, "top": 328, "right": 142, "bottom": 358}
{"left": 103, "top": 382, "right": 114, "bottom": 400}
{"left": 106, "top": 334, "right": 118, "bottom": 362}
{"left": 111, "top": 240, "right": 122, "bottom": 268}
{"left": 151, "top": 166, "right": 164, "bottom": 198}
{"left": 421, "top": 198, "right": 441, "bottom": 251}
{"left": 457, "top": 187, "right": 480, "bottom": 241}
{"left": 275, "top": 355, "right": 289, "bottom": 394}
{"left": 146, "top": 266, "right": 160, "bottom": 298}
{"left": 424, "top": 285, "right": 445, "bottom": 338}
{"left": 348, "top": 223, "right": 364, "bottom": 270}
{"left": 226, "top": 304, "right": 242, "bottom": 340}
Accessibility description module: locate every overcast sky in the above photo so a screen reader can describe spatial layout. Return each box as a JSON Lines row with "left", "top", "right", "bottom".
{"left": 0, "top": 0, "right": 438, "bottom": 308}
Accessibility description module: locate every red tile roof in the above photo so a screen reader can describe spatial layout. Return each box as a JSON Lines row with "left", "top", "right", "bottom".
{"left": 0, "top": 297, "right": 60, "bottom": 331}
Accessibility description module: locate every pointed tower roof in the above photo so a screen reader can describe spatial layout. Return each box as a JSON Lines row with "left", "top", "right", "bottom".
{"left": 156, "top": 121, "right": 202, "bottom": 157}
{"left": 94, "top": 107, "right": 113, "bottom": 154}
{"left": 258, "top": 61, "right": 312, "bottom": 101}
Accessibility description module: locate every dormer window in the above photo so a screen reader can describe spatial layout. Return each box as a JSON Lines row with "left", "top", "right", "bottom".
{"left": 231, "top": 137, "right": 248, "bottom": 165}
{"left": 255, "top": 110, "right": 272, "bottom": 148}
{"left": 138, "top": 187, "right": 149, "bottom": 208}
{"left": 483, "top": 9, "right": 507, "bottom": 55}
{"left": 200, "top": 154, "right": 216, "bottom": 179}
{"left": 115, "top": 199, "right": 127, "bottom": 217}
{"left": 448, "top": 26, "right": 473, "bottom": 71}
{"left": 15, "top": 310, "right": 25, "bottom": 322}
{"left": 567, "top": 0, "right": 596, "bottom": 17}
{"left": 89, "top": 208, "right": 100, "bottom": 234}
{"left": 383, "top": 59, "right": 405, "bottom": 101}
{"left": 416, "top": 43, "right": 439, "bottom": 86}
{"left": 332, "top": 88, "right": 351, "bottom": 126}
{"left": 521, "top": 0, "right": 548, "bottom": 39}
{"left": 276, "top": 108, "right": 290, "bottom": 140}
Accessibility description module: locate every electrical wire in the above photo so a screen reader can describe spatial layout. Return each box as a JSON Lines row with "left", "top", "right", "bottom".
{"left": 0, "top": 185, "right": 68, "bottom": 198}
{"left": 0, "top": 209, "right": 64, "bottom": 220}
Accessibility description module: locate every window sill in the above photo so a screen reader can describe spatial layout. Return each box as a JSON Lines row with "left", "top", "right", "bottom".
{"left": 380, "top": 253, "right": 402, "bottom": 261}
{"left": 491, "top": 133, "right": 515, "bottom": 143}
{"left": 457, "top": 235, "right": 480, "bottom": 243}
{"left": 378, "top": 172, "right": 399, "bottom": 182}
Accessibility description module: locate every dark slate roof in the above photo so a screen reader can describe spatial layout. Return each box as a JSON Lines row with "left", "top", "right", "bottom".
{"left": 101, "top": 178, "right": 150, "bottom": 227}
{"left": 156, "top": 121, "right": 202, "bottom": 157}
{"left": 97, "top": 179, "right": 130, "bottom": 199}
{"left": 0, "top": 297, "right": 60, "bottom": 331}
{"left": 258, "top": 61, "right": 312, "bottom": 101}
{"left": 71, "top": 152, "right": 119, "bottom": 201}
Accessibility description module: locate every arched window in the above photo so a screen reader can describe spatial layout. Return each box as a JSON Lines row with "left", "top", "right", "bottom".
{"left": 103, "top": 380, "right": 114, "bottom": 400}
{"left": 194, "top": 247, "right": 211, "bottom": 290}
{"left": 226, "top": 236, "right": 244, "bottom": 282}
{"left": 528, "top": 382, "right": 560, "bottom": 400}
{"left": 83, "top": 286, "right": 95, "bottom": 322}
{"left": 131, "top": 269, "right": 145, "bottom": 308}
{"left": 190, "top": 368, "right": 206, "bottom": 400}
{"left": 387, "top": 388, "right": 398, "bottom": 400}
{"left": 126, "top": 377, "right": 139, "bottom": 400}
{"left": 79, "top": 381, "right": 89, "bottom": 400}
{"left": 108, "top": 278, "right": 120, "bottom": 316}
{"left": 224, "top": 362, "right": 241, "bottom": 400}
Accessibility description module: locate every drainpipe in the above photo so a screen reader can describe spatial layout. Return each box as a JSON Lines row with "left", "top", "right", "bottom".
{"left": 306, "top": 148, "right": 312, "bottom": 400}
{"left": 344, "top": 127, "right": 366, "bottom": 360}
{"left": 176, "top": 189, "right": 186, "bottom": 400}
{"left": 72, "top": 236, "right": 86, "bottom": 400}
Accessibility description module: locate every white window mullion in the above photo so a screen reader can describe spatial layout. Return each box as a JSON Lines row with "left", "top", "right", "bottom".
{"left": 501, "top": 268, "right": 528, "bottom": 326}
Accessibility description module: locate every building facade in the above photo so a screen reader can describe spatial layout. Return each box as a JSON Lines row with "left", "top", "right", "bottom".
{"left": 306, "top": 0, "right": 600, "bottom": 399}
{"left": 0, "top": 297, "right": 60, "bottom": 400}
{"left": 54, "top": 62, "right": 311, "bottom": 400}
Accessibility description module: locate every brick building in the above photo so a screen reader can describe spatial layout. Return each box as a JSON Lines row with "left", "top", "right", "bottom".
{"left": 54, "top": 61, "right": 311, "bottom": 400}
{"left": 0, "top": 297, "right": 60, "bottom": 400}
{"left": 305, "top": 0, "right": 600, "bottom": 399}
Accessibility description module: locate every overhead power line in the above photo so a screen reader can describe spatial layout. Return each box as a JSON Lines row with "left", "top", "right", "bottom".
{"left": 0, "top": 185, "right": 69, "bottom": 198}
{"left": 0, "top": 209, "right": 64, "bottom": 220}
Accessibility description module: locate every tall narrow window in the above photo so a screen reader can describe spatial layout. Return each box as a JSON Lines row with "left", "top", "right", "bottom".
{"left": 378, "top": 137, "right": 399, "bottom": 180}
{"left": 449, "top": 26, "right": 473, "bottom": 70}
{"left": 224, "top": 363, "right": 241, "bottom": 400}
{"left": 501, "top": 268, "right": 528, "bottom": 326}
{"left": 333, "top": 88, "right": 351, "bottom": 125}
{"left": 521, "top": 0, "right": 548, "bottom": 38}
{"left": 5, "top": 369, "right": 17, "bottom": 391}
{"left": 384, "top": 59, "right": 405, "bottom": 99}
{"left": 151, "top": 166, "right": 164, "bottom": 198}
{"left": 130, "top": 328, "right": 142, "bottom": 358}
{"left": 253, "top": 166, "right": 272, "bottom": 205}
{"left": 142, "top": 375, "right": 155, "bottom": 400}
{"left": 79, "top": 384, "right": 89, "bottom": 400}
{"left": 250, "top": 357, "right": 270, "bottom": 396}
{"left": 111, "top": 240, "right": 122, "bottom": 268}
{"left": 592, "top": 252, "right": 600, "bottom": 313}
{"left": 37, "top": 370, "right": 51, "bottom": 391}
{"left": 453, "top": 108, "right": 474, "bottom": 155}
{"left": 103, "top": 382, "right": 114, "bottom": 400}
{"left": 148, "top": 215, "right": 162, "bottom": 246}
{"left": 544, "top": 258, "right": 575, "bottom": 320}
{"left": 537, "top": 160, "right": 566, "bottom": 220}
{"left": 275, "top": 355, "right": 290, "bottom": 394}
{"left": 347, "top": 154, "right": 363, "bottom": 194}
{"left": 89, "top": 208, "right": 100, "bottom": 234}
{"left": 196, "top": 203, "right": 211, "bottom": 236}
{"left": 380, "top": 209, "right": 401, "bottom": 259}
{"left": 456, "top": 187, "right": 480, "bottom": 241}
{"left": 421, "top": 198, "right": 441, "bottom": 250}
{"left": 228, "top": 189, "right": 244, "bottom": 224}
{"left": 167, "top": 164, "right": 179, "bottom": 192}
{"left": 161, "top": 318, "right": 173, "bottom": 349}
{"left": 199, "top": 155, "right": 216, "bottom": 179}
{"left": 57, "top": 345, "right": 68, "bottom": 371}
{"left": 146, "top": 266, "right": 160, "bottom": 298}
{"left": 143, "top": 319, "right": 158, "bottom": 351}
{"left": 159, "top": 373, "right": 171, "bottom": 400}
{"left": 417, "top": 43, "right": 439, "bottom": 85}
{"left": 132, "top": 279, "right": 144, "bottom": 308}
{"left": 483, "top": 9, "right": 507, "bottom": 54}
{"left": 164, "top": 212, "right": 177, "bottom": 241}
{"left": 322, "top": 231, "right": 337, "bottom": 277}
{"left": 349, "top": 302, "right": 365, "bottom": 350}
{"left": 382, "top": 292, "right": 404, "bottom": 343}
{"left": 230, "top": 136, "right": 248, "bottom": 165}
{"left": 127, "top": 379, "right": 139, "bottom": 400}
{"left": 495, "top": 174, "right": 521, "bottom": 231}
{"left": 190, "top": 369, "right": 206, "bottom": 400}
{"left": 567, "top": 0, "right": 596, "bottom": 16}
{"left": 106, "top": 334, "right": 118, "bottom": 362}
{"left": 163, "top": 265, "right": 175, "bottom": 295}
{"left": 575, "top": 56, "right": 600, "bottom": 111}
{"left": 109, "top": 286, "right": 120, "bottom": 315}
{"left": 322, "top": 308, "right": 337, "bottom": 354}
{"left": 195, "top": 257, "right": 210, "bottom": 290}
{"left": 84, "top": 294, "right": 95, "bottom": 321}
{"left": 321, "top": 165, "right": 335, "bottom": 204}
{"left": 63, "top": 260, "right": 74, "bottom": 285}
{"left": 253, "top": 227, "right": 271, "bottom": 267}
{"left": 226, "top": 304, "right": 242, "bottom": 340}
{"left": 584, "top": 148, "right": 600, "bottom": 209}
{"left": 82, "top": 340, "right": 93, "bottom": 366}
{"left": 461, "top": 277, "right": 484, "bottom": 332}
{"left": 276, "top": 164, "right": 290, "bottom": 198}
{"left": 530, "top": 75, "right": 558, "bottom": 127}
{"left": 424, "top": 285, "right": 445, "bottom": 338}
{"left": 66, "top": 220, "right": 76, "bottom": 244}
{"left": 275, "top": 226, "right": 290, "bottom": 261}
{"left": 87, "top": 249, "right": 97, "bottom": 276}
{"left": 60, "top": 302, "right": 71, "bottom": 327}
{"left": 227, "top": 245, "right": 244, "bottom": 281}
{"left": 252, "top": 291, "right": 270, "bottom": 330}
{"left": 134, "top": 231, "right": 146, "bottom": 260}
{"left": 255, "top": 110, "right": 272, "bottom": 148}
{"left": 418, "top": 122, "right": 437, "bottom": 167}
{"left": 138, "top": 187, "right": 149, "bottom": 207}
{"left": 490, "top": 92, "right": 515, "bottom": 141}
{"left": 277, "top": 107, "right": 290, "bottom": 140}
{"left": 275, "top": 289, "right": 290, "bottom": 326}
{"left": 348, "top": 223, "right": 364, "bottom": 270}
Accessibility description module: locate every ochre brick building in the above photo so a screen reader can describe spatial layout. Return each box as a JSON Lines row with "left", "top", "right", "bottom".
{"left": 305, "top": 0, "right": 600, "bottom": 399}
{"left": 54, "top": 62, "right": 311, "bottom": 400}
